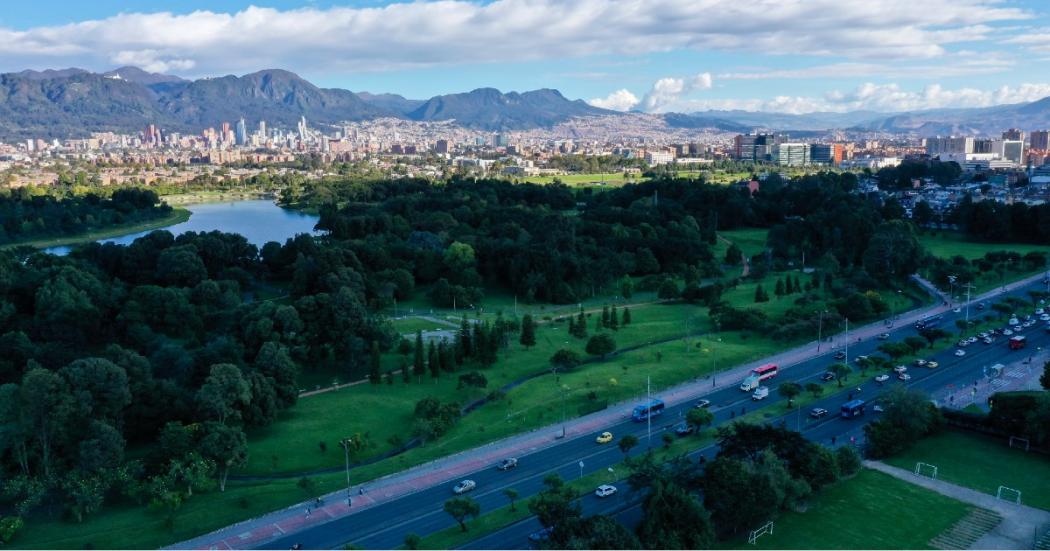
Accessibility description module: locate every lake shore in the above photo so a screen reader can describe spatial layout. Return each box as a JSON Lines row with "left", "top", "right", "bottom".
{"left": 0, "top": 207, "right": 192, "bottom": 250}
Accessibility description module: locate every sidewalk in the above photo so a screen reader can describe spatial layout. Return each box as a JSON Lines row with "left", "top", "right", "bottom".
{"left": 865, "top": 461, "right": 1050, "bottom": 549}
{"left": 172, "top": 271, "right": 1049, "bottom": 550}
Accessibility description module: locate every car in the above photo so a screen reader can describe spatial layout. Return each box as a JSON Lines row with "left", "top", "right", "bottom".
{"left": 957, "top": 340, "right": 969, "bottom": 347}
{"left": 898, "top": 372, "right": 912, "bottom": 381}
{"left": 497, "top": 458, "right": 518, "bottom": 471}
{"left": 978, "top": 332, "right": 989, "bottom": 339}
{"left": 752, "top": 386, "right": 770, "bottom": 400}
{"left": 954, "top": 349, "right": 966, "bottom": 357}
{"left": 595, "top": 484, "right": 618, "bottom": 498}
{"left": 1040, "top": 314, "right": 1050, "bottom": 322}
{"left": 834, "top": 351, "right": 847, "bottom": 360}
{"left": 894, "top": 365, "right": 908, "bottom": 374}
{"left": 674, "top": 422, "right": 695, "bottom": 436}
{"left": 914, "top": 359, "right": 927, "bottom": 367}
{"left": 967, "top": 336, "right": 978, "bottom": 344}
{"left": 453, "top": 480, "right": 476, "bottom": 494}
{"left": 596, "top": 431, "right": 613, "bottom": 444}
{"left": 1024, "top": 320, "right": 1035, "bottom": 328}
{"left": 528, "top": 527, "right": 554, "bottom": 544}
{"left": 926, "top": 361, "right": 939, "bottom": 368}
{"left": 983, "top": 337, "right": 993, "bottom": 344}
{"left": 821, "top": 371, "right": 836, "bottom": 382}
{"left": 977, "top": 302, "right": 986, "bottom": 310}
{"left": 694, "top": 399, "right": 711, "bottom": 409}
{"left": 1037, "top": 308, "right": 1045, "bottom": 315}
{"left": 875, "top": 374, "right": 890, "bottom": 383}
{"left": 873, "top": 404, "right": 885, "bottom": 413}
{"left": 878, "top": 333, "right": 890, "bottom": 340}
{"left": 1009, "top": 317, "right": 1020, "bottom": 326}
{"left": 1003, "top": 328, "right": 1014, "bottom": 336}
{"left": 809, "top": 407, "right": 828, "bottom": 419}
{"left": 854, "top": 355, "right": 869, "bottom": 364}
{"left": 953, "top": 307, "right": 961, "bottom": 313}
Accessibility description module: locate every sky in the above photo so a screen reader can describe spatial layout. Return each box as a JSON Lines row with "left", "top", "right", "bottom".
{"left": 2, "top": 0, "right": 1050, "bottom": 115}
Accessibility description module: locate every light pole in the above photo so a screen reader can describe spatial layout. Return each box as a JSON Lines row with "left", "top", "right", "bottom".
{"left": 948, "top": 274, "right": 957, "bottom": 306}
{"left": 340, "top": 436, "right": 354, "bottom": 507}
{"left": 844, "top": 317, "right": 850, "bottom": 365}
{"left": 816, "top": 310, "right": 826, "bottom": 352}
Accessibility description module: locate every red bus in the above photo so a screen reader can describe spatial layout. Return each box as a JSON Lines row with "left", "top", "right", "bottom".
{"left": 1009, "top": 335, "right": 1026, "bottom": 350}
{"left": 751, "top": 363, "right": 779, "bottom": 381}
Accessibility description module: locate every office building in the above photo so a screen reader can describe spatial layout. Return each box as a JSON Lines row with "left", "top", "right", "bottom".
{"left": 1031, "top": 130, "right": 1050, "bottom": 150}
{"left": 235, "top": 118, "right": 248, "bottom": 146}
{"left": 644, "top": 150, "right": 674, "bottom": 165}
{"left": 434, "top": 139, "right": 450, "bottom": 154}
{"left": 810, "top": 144, "right": 843, "bottom": 165}
{"left": 1002, "top": 140, "right": 1025, "bottom": 164}
{"left": 733, "top": 134, "right": 757, "bottom": 160}
{"left": 773, "top": 143, "right": 810, "bottom": 166}
{"left": 1002, "top": 128, "right": 1024, "bottom": 141}
{"left": 925, "top": 136, "right": 974, "bottom": 156}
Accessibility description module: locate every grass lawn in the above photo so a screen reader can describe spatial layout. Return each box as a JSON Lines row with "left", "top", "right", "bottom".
{"left": 918, "top": 231, "right": 1049, "bottom": 261}
{"left": 518, "top": 172, "right": 635, "bottom": 187}
{"left": 720, "top": 468, "right": 972, "bottom": 550}
{"left": 391, "top": 317, "right": 453, "bottom": 335}
{"left": 719, "top": 228, "right": 770, "bottom": 259}
{"left": 885, "top": 429, "right": 1050, "bottom": 511}
{"left": 0, "top": 207, "right": 191, "bottom": 250}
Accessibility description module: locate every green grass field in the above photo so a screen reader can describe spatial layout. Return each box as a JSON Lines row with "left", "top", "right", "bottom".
{"left": 0, "top": 207, "right": 191, "bottom": 250}
{"left": 722, "top": 468, "right": 972, "bottom": 549}
{"left": 719, "top": 228, "right": 770, "bottom": 259}
{"left": 519, "top": 172, "right": 634, "bottom": 187}
{"left": 885, "top": 429, "right": 1050, "bottom": 511}
{"left": 918, "top": 231, "right": 1049, "bottom": 261}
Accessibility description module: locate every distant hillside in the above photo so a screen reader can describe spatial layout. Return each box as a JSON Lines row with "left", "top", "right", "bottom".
{"left": 406, "top": 88, "right": 614, "bottom": 129}
{"left": 851, "top": 98, "right": 1050, "bottom": 135}
{"left": 690, "top": 109, "right": 886, "bottom": 131}
{"left": 0, "top": 68, "right": 618, "bottom": 138}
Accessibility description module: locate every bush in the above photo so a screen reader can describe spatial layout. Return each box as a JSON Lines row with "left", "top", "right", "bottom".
{"left": 835, "top": 446, "right": 861, "bottom": 476}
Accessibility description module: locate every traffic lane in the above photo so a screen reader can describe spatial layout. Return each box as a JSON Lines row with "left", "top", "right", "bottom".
{"left": 268, "top": 282, "right": 1048, "bottom": 549}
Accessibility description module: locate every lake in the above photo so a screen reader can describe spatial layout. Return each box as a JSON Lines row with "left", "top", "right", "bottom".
{"left": 47, "top": 199, "right": 320, "bottom": 255}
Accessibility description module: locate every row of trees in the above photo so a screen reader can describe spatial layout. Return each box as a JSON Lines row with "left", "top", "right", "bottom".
{"left": 0, "top": 187, "right": 171, "bottom": 244}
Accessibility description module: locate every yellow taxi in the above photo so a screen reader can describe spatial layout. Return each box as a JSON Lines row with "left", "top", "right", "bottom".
{"left": 596, "top": 431, "right": 613, "bottom": 444}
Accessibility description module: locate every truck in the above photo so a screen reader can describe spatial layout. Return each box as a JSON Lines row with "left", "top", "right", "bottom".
{"left": 751, "top": 386, "right": 769, "bottom": 400}
{"left": 1009, "top": 335, "right": 1026, "bottom": 350}
{"left": 740, "top": 374, "right": 762, "bottom": 392}
{"left": 840, "top": 399, "right": 866, "bottom": 419}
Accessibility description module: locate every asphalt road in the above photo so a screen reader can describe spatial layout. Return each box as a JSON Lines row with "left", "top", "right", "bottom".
{"left": 264, "top": 281, "right": 1050, "bottom": 550}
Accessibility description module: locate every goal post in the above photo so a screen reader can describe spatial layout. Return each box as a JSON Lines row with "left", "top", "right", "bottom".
{"left": 748, "top": 520, "right": 774, "bottom": 545}
{"left": 914, "top": 462, "right": 939, "bottom": 480}
{"left": 996, "top": 485, "right": 1021, "bottom": 505}
{"left": 1008, "top": 436, "right": 1030, "bottom": 451}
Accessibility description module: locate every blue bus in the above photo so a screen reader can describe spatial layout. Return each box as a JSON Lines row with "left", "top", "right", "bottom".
{"left": 840, "top": 399, "right": 866, "bottom": 419}
{"left": 632, "top": 399, "right": 665, "bottom": 422}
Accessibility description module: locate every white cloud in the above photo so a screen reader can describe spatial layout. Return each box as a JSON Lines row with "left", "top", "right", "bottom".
{"left": 111, "top": 50, "right": 195, "bottom": 74}
{"left": 669, "top": 82, "right": 1050, "bottom": 114}
{"left": 640, "top": 72, "right": 713, "bottom": 111}
{"left": 588, "top": 89, "right": 640, "bottom": 111}
{"left": 0, "top": 0, "right": 1030, "bottom": 77}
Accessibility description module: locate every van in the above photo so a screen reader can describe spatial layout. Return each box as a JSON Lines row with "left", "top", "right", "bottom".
{"left": 740, "top": 375, "right": 761, "bottom": 392}
{"left": 752, "top": 386, "right": 769, "bottom": 400}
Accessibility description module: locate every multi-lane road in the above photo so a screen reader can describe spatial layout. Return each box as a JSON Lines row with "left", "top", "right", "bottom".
{"left": 264, "top": 279, "right": 1050, "bottom": 550}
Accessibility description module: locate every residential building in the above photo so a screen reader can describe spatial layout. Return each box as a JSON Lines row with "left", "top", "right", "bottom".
{"left": 1031, "top": 130, "right": 1050, "bottom": 150}
{"left": 1002, "top": 140, "right": 1025, "bottom": 164}
{"left": 644, "top": 150, "right": 675, "bottom": 165}
{"left": 925, "top": 136, "right": 974, "bottom": 156}
{"left": 1002, "top": 128, "right": 1024, "bottom": 141}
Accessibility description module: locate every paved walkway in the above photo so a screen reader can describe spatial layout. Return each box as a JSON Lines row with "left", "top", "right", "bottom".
{"left": 172, "top": 271, "right": 1050, "bottom": 550}
{"left": 866, "top": 461, "right": 1050, "bottom": 549}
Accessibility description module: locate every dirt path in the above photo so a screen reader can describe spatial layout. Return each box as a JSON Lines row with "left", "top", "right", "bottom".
{"left": 716, "top": 233, "right": 749, "bottom": 277}
{"left": 865, "top": 461, "right": 1050, "bottom": 549}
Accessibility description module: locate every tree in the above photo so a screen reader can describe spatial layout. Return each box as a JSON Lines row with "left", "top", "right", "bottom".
{"left": 864, "top": 386, "right": 943, "bottom": 459}
{"left": 198, "top": 422, "right": 248, "bottom": 492}
{"left": 658, "top": 279, "right": 680, "bottom": 300}
{"left": 1041, "top": 361, "right": 1050, "bottom": 391}
{"left": 805, "top": 382, "right": 824, "bottom": 399}
{"left": 878, "top": 342, "right": 910, "bottom": 361}
{"left": 413, "top": 331, "right": 425, "bottom": 377}
{"left": 443, "top": 496, "right": 480, "bottom": 532}
{"left": 574, "top": 309, "right": 589, "bottom": 338}
{"left": 754, "top": 284, "right": 769, "bottom": 303}
{"left": 19, "top": 368, "right": 77, "bottom": 478}
{"left": 456, "top": 371, "right": 487, "bottom": 391}
{"left": 503, "top": 488, "right": 519, "bottom": 511}
{"left": 0, "top": 516, "right": 23, "bottom": 545}
{"left": 774, "top": 278, "right": 785, "bottom": 298}
{"left": 618, "top": 434, "right": 639, "bottom": 458}
{"left": 829, "top": 363, "right": 851, "bottom": 387}
{"left": 528, "top": 474, "right": 581, "bottom": 529}
{"left": 609, "top": 305, "right": 619, "bottom": 330}
{"left": 686, "top": 408, "right": 714, "bottom": 434}
{"left": 991, "top": 302, "right": 1012, "bottom": 320}
{"left": 196, "top": 364, "right": 251, "bottom": 426}
{"left": 549, "top": 349, "right": 581, "bottom": 373}
{"left": 903, "top": 336, "right": 926, "bottom": 355}
{"left": 586, "top": 334, "right": 616, "bottom": 359}
{"left": 725, "top": 243, "right": 743, "bottom": 266}
{"left": 777, "top": 382, "right": 802, "bottom": 407}
{"left": 428, "top": 340, "right": 440, "bottom": 378}
{"left": 862, "top": 220, "right": 923, "bottom": 281}
{"left": 368, "top": 341, "right": 382, "bottom": 384}
{"left": 622, "top": 307, "right": 631, "bottom": 326}
{"left": 919, "top": 327, "right": 951, "bottom": 348}
{"left": 519, "top": 314, "right": 536, "bottom": 349}
{"left": 637, "top": 480, "right": 715, "bottom": 550}
{"left": 403, "top": 533, "right": 421, "bottom": 550}
{"left": 835, "top": 446, "right": 862, "bottom": 476}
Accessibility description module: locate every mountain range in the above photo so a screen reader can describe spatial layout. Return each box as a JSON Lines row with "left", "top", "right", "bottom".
{"left": 0, "top": 66, "right": 1048, "bottom": 139}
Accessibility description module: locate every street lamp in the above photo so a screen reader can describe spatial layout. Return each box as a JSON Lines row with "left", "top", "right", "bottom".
{"left": 340, "top": 437, "right": 354, "bottom": 506}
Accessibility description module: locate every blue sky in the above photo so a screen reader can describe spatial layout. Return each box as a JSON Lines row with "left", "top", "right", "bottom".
{"left": 1, "top": 0, "right": 1049, "bottom": 114}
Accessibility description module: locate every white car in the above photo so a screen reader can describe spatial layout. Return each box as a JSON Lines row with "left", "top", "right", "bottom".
{"left": 1003, "top": 329, "right": 1014, "bottom": 336}
{"left": 873, "top": 404, "right": 885, "bottom": 413}
{"left": 967, "top": 336, "right": 978, "bottom": 344}
{"left": 954, "top": 349, "right": 966, "bottom": 357}
{"left": 898, "top": 372, "right": 912, "bottom": 381}
{"left": 453, "top": 480, "right": 476, "bottom": 494}
{"left": 595, "top": 484, "right": 618, "bottom": 498}
{"left": 1008, "top": 317, "right": 1020, "bottom": 326}
{"left": 875, "top": 374, "right": 890, "bottom": 383}
{"left": 914, "top": 359, "right": 927, "bottom": 367}
{"left": 752, "top": 386, "right": 769, "bottom": 400}
{"left": 983, "top": 337, "right": 993, "bottom": 344}
{"left": 1037, "top": 308, "right": 1045, "bottom": 315}
{"left": 1040, "top": 314, "right": 1050, "bottom": 322}
{"left": 957, "top": 340, "right": 969, "bottom": 347}
{"left": 894, "top": 365, "right": 908, "bottom": 374}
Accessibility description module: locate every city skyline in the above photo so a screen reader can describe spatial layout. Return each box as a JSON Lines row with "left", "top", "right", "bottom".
{"left": 0, "top": 0, "right": 1049, "bottom": 115}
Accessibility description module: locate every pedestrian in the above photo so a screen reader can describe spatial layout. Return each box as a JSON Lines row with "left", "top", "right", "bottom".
{"left": 359, "top": 487, "right": 364, "bottom": 496}
{"left": 305, "top": 507, "right": 311, "bottom": 517}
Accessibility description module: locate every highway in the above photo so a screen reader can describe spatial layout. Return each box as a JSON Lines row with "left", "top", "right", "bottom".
{"left": 263, "top": 279, "right": 1050, "bottom": 550}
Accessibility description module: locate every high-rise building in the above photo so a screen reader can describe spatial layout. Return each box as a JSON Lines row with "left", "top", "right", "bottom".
{"left": 235, "top": 118, "right": 248, "bottom": 146}
{"left": 1031, "top": 130, "right": 1050, "bottom": 150}
{"left": 1001, "top": 140, "right": 1025, "bottom": 163}
{"left": 434, "top": 139, "right": 450, "bottom": 154}
{"left": 810, "top": 144, "right": 843, "bottom": 165}
{"left": 494, "top": 134, "right": 510, "bottom": 147}
{"left": 1002, "top": 128, "right": 1024, "bottom": 141}
{"left": 773, "top": 143, "right": 810, "bottom": 166}
{"left": 298, "top": 116, "right": 308, "bottom": 142}
{"left": 258, "top": 120, "right": 267, "bottom": 138}
{"left": 925, "top": 136, "right": 973, "bottom": 156}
